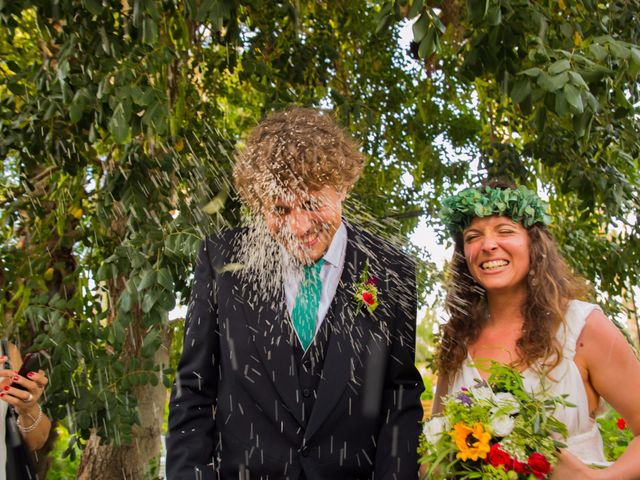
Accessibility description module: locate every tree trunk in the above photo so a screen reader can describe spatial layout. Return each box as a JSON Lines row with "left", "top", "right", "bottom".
{"left": 76, "top": 327, "right": 172, "bottom": 479}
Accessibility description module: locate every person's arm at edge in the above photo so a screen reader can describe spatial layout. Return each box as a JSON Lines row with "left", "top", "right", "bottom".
{"left": 166, "top": 238, "right": 221, "bottom": 480}
{"left": 431, "top": 372, "right": 449, "bottom": 416}
{"left": 6, "top": 343, "right": 51, "bottom": 450}
{"left": 374, "top": 254, "right": 425, "bottom": 479}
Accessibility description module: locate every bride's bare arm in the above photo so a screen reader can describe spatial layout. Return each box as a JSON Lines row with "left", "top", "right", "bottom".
{"left": 555, "top": 309, "right": 640, "bottom": 480}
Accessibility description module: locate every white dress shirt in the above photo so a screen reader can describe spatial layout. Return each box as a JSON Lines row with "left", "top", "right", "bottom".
{"left": 283, "top": 222, "right": 347, "bottom": 339}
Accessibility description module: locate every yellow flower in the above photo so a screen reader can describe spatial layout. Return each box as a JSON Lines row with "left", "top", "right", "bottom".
{"left": 451, "top": 421, "right": 491, "bottom": 461}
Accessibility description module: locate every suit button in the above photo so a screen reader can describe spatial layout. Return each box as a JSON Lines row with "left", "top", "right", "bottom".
{"left": 302, "top": 359, "right": 312, "bottom": 370}
{"left": 302, "top": 388, "right": 311, "bottom": 398}
{"left": 300, "top": 445, "right": 310, "bottom": 457}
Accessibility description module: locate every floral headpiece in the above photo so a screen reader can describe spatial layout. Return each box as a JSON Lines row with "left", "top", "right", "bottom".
{"left": 441, "top": 185, "right": 551, "bottom": 237}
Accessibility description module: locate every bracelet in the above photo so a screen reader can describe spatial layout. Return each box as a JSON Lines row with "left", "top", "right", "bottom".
{"left": 16, "top": 403, "right": 43, "bottom": 433}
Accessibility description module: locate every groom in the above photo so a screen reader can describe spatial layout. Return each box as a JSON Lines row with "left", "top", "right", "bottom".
{"left": 166, "top": 107, "right": 424, "bottom": 479}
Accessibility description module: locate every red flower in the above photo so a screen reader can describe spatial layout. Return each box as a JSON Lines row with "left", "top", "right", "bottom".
{"left": 527, "top": 452, "right": 551, "bottom": 479}
{"left": 512, "top": 459, "right": 528, "bottom": 474}
{"left": 486, "top": 443, "right": 512, "bottom": 470}
{"left": 366, "top": 276, "right": 378, "bottom": 286}
{"left": 362, "top": 291, "right": 375, "bottom": 305}
{"left": 616, "top": 417, "right": 627, "bottom": 430}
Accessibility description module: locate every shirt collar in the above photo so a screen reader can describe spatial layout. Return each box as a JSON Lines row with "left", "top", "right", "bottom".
{"left": 322, "top": 222, "right": 346, "bottom": 268}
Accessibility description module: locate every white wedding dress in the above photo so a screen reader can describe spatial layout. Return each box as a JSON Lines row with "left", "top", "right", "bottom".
{"left": 449, "top": 299, "right": 607, "bottom": 465}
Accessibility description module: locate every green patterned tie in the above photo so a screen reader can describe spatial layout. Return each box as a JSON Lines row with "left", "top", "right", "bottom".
{"left": 292, "top": 258, "right": 325, "bottom": 350}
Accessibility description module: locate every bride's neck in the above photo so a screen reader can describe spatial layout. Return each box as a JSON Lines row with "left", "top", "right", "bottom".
{"left": 486, "top": 288, "right": 526, "bottom": 328}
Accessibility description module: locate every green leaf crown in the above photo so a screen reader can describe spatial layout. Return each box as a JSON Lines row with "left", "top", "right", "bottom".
{"left": 441, "top": 185, "right": 552, "bottom": 237}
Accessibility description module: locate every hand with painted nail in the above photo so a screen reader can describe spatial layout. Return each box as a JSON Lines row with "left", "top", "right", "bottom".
{"left": 0, "top": 368, "right": 49, "bottom": 417}
{"left": 0, "top": 344, "right": 51, "bottom": 451}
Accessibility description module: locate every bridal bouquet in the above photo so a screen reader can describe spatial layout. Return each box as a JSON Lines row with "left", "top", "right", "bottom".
{"left": 421, "top": 364, "right": 571, "bottom": 479}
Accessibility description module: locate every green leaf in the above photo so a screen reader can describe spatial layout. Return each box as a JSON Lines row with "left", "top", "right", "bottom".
{"left": 589, "top": 43, "right": 608, "bottom": 61}
{"left": 548, "top": 59, "right": 571, "bottom": 75}
{"left": 428, "top": 7, "right": 446, "bottom": 33}
{"left": 156, "top": 268, "right": 174, "bottom": 291}
{"left": 141, "top": 328, "right": 161, "bottom": 358}
{"left": 519, "top": 67, "right": 542, "bottom": 77}
{"left": 554, "top": 91, "right": 569, "bottom": 116}
{"left": 96, "top": 263, "right": 114, "bottom": 282}
{"left": 467, "top": 0, "right": 489, "bottom": 23}
{"left": 412, "top": 13, "right": 429, "bottom": 43}
{"left": 138, "top": 270, "right": 157, "bottom": 291}
{"left": 572, "top": 111, "right": 592, "bottom": 138}
{"left": 486, "top": 4, "right": 501, "bottom": 26}
{"left": 375, "top": 3, "right": 392, "bottom": 35}
{"left": 418, "top": 29, "right": 436, "bottom": 59}
{"left": 142, "top": 18, "right": 158, "bottom": 45}
{"left": 119, "top": 290, "right": 133, "bottom": 313}
{"left": 57, "top": 60, "right": 70, "bottom": 83}
{"left": 510, "top": 78, "right": 531, "bottom": 104}
{"left": 69, "top": 89, "right": 88, "bottom": 123}
{"left": 142, "top": 289, "right": 162, "bottom": 313}
{"left": 108, "top": 103, "right": 130, "bottom": 144}
{"left": 563, "top": 84, "right": 584, "bottom": 113}
{"left": 609, "top": 41, "right": 630, "bottom": 60}
{"left": 112, "top": 320, "right": 126, "bottom": 346}
{"left": 537, "top": 72, "right": 568, "bottom": 92}
{"left": 83, "top": 0, "right": 104, "bottom": 15}
{"left": 568, "top": 71, "right": 588, "bottom": 89}
{"left": 408, "top": 0, "right": 424, "bottom": 19}
{"left": 630, "top": 49, "right": 640, "bottom": 76}
{"left": 581, "top": 91, "right": 598, "bottom": 113}
{"left": 156, "top": 292, "right": 176, "bottom": 311}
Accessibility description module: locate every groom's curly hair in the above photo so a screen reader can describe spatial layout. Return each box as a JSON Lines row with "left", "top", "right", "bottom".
{"left": 233, "top": 107, "right": 365, "bottom": 211}
{"left": 437, "top": 180, "right": 590, "bottom": 378}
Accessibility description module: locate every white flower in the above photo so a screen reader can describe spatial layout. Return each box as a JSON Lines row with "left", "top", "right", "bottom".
{"left": 490, "top": 414, "right": 515, "bottom": 437}
{"left": 494, "top": 392, "right": 520, "bottom": 415}
{"left": 472, "top": 386, "right": 494, "bottom": 402}
{"left": 423, "top": 416, "right": 449, "bottom": 444}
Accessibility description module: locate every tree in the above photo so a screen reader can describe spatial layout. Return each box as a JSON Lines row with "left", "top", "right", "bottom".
{"left": 380, "top": 0, "right": 640, "bottom": 338}
{"left": 1, "top": 0, "right": 638, "bottom": 477}
{"left": 0, "top": 1, "right": 450, "bottom": 476}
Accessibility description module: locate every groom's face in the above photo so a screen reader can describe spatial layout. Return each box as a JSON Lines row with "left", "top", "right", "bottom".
{"left": 263, "top": 185, "right": 345, "bottom": 263}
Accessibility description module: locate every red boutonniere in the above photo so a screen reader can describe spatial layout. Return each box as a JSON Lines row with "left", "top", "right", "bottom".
{"left": 354, "top": 260, "right": 379, "bottom": 313}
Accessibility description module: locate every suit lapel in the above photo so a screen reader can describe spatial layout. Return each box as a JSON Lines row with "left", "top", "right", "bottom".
{"left": 305, "top": 226, "right": 369, "bottom": 441}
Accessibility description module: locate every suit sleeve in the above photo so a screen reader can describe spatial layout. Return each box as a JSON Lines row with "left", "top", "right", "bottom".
{"left": 374, "top": 253, "right": 424, "bottom": 479}
{"left": 166, "top": 238, "right": 220, "bottom": 480}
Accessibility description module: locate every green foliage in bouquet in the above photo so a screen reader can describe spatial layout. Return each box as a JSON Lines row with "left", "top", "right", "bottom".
{"left": 421, "top": 363, "right": 572, "bottom": 479}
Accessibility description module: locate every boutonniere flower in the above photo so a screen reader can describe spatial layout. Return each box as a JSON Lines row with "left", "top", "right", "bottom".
{"left": 354, "top": 260, "right": 379, "bottom": 313}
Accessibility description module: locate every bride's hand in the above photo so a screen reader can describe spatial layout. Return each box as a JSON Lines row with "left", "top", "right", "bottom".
{"left": 550, "top": 450, "right": 605, "bottom": 480}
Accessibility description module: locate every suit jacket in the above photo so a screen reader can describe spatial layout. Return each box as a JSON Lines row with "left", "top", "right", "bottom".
{"left": 166, "top": 224, "right": 424, "bottom": 480}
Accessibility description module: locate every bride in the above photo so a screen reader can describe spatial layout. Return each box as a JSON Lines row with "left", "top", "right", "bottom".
{"left": 432, "top": 181, "right": 640, "bottom": 479}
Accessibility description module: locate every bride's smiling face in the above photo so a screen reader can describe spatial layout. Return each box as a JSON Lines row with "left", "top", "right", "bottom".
{"left": 462, "top": 215, "right": 530, "bottom": 294}
{"left": 262, "top": 185, "right": 345, "bottom": 264}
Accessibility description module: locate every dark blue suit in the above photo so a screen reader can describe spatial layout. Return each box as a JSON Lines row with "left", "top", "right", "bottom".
{"left": 166, "top": 225, "right": 424, "bottom": 479}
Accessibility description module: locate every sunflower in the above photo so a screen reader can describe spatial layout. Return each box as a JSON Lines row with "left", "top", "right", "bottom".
{"left": 451, "top": 421, "right": 492, "bottom": 461}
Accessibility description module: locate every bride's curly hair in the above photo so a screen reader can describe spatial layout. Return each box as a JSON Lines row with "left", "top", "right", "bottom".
{"left": 437, "top": 183, "right": 590, "bottom": 377}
